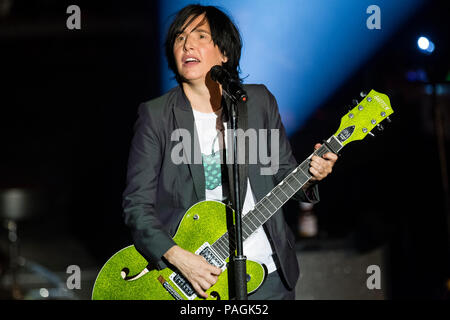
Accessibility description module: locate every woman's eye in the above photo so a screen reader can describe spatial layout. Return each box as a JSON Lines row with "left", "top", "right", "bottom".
{"left": 198, "top": 32, "right": 210, "bottom": 40}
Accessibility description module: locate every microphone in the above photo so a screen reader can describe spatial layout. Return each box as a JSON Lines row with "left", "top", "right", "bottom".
{"left": 210, "top": 65, "right": 248, "bottom": 103}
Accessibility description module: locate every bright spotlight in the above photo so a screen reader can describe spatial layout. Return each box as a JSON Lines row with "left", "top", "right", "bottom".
{"left": 417, "top": 37, "right": 429, "bottom": 50}
{"left": 417, "top": 36, "right": 435, "bottom": 54}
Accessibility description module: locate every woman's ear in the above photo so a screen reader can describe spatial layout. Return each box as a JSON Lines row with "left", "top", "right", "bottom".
{"left": 221, "top": 52, "right": 228, "bottom": 64}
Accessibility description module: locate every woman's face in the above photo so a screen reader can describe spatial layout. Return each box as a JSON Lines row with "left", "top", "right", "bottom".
{"left": 173, "top": 14, "right": 228, "bottom": 85}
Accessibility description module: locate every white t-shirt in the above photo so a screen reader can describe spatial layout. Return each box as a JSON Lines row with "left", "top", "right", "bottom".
{"left": 192, "top": 108, "right": 277, "bottom": 273}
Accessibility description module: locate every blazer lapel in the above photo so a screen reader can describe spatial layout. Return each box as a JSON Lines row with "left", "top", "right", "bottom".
{"left": 172, "top": 87, "right": 205, "bottom": 201}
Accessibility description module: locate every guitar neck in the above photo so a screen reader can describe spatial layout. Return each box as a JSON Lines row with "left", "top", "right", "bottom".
{"left": 211, "top": 135, "right": 343, "bottom": 260}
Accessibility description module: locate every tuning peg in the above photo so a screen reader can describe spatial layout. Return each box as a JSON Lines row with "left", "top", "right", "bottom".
{"left": 386, "top": 116, "right": 392, "bottom": 123}
{"left": 352, "top": 99, "right": 359, "bottom": 106}
{"left": 360, "top": 91, "right": 368, "bottom": 98}
{"left": 367, "top": 132, "right": 375, "bottom": 138}
{"left": 376, "top": 124, "right": 384, "bottom": 132}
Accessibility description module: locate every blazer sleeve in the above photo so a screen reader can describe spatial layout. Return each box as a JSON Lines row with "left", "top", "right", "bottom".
{"left": 263, "top": 85, "right": 320, "bottom": 204}
{"left": 122, "top": 102, "right": 176, "bottom": 269}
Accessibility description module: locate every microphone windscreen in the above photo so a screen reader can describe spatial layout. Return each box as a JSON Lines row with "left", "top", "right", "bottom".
{"left": 210, "top": 65, "right": 225, "bottom": 83}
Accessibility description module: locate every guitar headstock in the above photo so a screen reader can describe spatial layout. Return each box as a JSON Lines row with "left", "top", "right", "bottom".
{"left": 334, "top": 89, "right": 393, "bottom": 146}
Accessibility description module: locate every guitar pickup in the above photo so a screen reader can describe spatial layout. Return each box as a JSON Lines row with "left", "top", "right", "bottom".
{"left": 196, "top": 242, "right": 226, "bottom": 270}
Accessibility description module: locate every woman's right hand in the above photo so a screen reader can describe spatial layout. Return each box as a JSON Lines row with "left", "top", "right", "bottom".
{"left": 163, "top": 245, "right": 222, "bottom": 299}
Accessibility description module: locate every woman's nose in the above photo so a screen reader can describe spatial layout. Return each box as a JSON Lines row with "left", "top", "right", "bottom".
{"left": 183, "top": 34, "right": 195, "bottom": 51}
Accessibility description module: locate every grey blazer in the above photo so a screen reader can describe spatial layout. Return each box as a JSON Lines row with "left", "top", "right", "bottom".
{"left": 122, "top": 84, "right": 319, "bottom": 290}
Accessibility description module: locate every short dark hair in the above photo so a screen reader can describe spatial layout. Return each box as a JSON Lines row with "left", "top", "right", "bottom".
{"left": 165, "top": 4, "right": 242, "bottom": 84}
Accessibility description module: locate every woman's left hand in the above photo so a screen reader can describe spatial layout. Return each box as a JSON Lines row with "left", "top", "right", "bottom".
{"left": 309, "top": 143, "right": 338, "bottom": 181}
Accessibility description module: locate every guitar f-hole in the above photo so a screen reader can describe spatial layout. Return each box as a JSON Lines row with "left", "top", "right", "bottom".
{"left": 210, "top": 291, "right": 221, "bottom": 300}
{"left": 120, "top": 267, "right": 149, "bottom": 281}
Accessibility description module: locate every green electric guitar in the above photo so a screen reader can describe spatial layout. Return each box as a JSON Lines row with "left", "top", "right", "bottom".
{"left": 92, "top": 89, "right": 393, "bottom": 300}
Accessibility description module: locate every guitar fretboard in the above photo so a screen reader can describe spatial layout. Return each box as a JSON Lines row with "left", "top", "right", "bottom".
{"left": 210, "top": 135, "right": 343, "bottom": 261}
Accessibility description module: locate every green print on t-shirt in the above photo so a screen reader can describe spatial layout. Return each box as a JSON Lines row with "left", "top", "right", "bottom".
{"left": 202, "top": 152, "right": 221, "bottom": 190}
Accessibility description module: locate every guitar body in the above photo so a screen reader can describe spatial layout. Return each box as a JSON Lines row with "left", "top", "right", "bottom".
{"left": 92, "top": 200, "right": 266, "bottom": 300}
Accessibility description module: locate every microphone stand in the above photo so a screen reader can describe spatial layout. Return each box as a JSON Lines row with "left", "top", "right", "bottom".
{"left": 226, "top": 91, "right": 248, "bottom": 300}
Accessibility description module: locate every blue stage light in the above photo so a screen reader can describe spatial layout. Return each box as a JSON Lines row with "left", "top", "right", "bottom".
{"left": 417, "top": 36, "right": 435, "bottom": 53}
{"left": 158, "top": 0, "right": 425, "bottom": 135}
{"left": 417, "top": 36, "right": 429, "bottom": 50}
